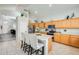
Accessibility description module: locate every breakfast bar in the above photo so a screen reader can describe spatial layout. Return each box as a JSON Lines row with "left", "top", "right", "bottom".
{"left": 36, "top": 34, "right": 53, "bottom": 55}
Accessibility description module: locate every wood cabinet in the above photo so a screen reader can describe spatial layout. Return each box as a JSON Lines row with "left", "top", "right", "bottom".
{"left": 60, "top": 34, "right": 70, "bottom": 45}
{"left": 34, "top": 23, "right": 39, "bottom": 27}
{"left": 38, "top": 23, "right": 45, "bottom": 28}
{"left": 54, "top": 33, "right": 70, "bottom": 44}
{"left": 55, "top": 19, "right": 71, "bottom": 28}
{"left": 32, "top": 17, "right": 79, "bottom": 29}
{"left": 32, "top": 23, "right": 39, "bottom": 28}
{"left": 32, "top": 23, "right": 39, "bottom": 27}
{"left": 54, "top": 33, "right": 79, "bottom": 48}
{"left": 55, "top": 18, "right": 79, "bottom": 29}
{"left": 70, "top": 18, "right": 79, "bottom": 28}
{"left": 54, "top": 33, "right": 61, "bottom": 43}
{"left": 55, "top": 20, "right": 64, "bottom": 28}
{"left": 70, "top": 35, "right": 79, "bottom": 48}
{"left": 49, "top": 18, "right": 79, "bottom": 29}
{"left": 45, "top": 22, "right": 53, "bottom": 28}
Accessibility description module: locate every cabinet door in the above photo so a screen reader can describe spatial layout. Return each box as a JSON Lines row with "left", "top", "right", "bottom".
{"left": 35, "top": 23, "right": 39, "bottom": 27}
{"left": 70, "top": 36, "right": 79, "bottom": 47}
{"left": 60, "top": 34, "right": 70, "bottom": 45}
{"left": 55, "top": 21, "right": 62, "bottom": 28}
{"left": 54, "top": 33, "right": 61, "bottom": 43}
{"left": 65, "top": 20, "right": 71, "bottom": 28}
{"left": 70, "top": 18, "right": 79, "bottom": 28}
{"left": 39, "top": 23, "right": 45, "bottom": 28}
{"left": 55, "top": 20, "right": 70, "bottom": 28}
{"left": 45, "top": 22, "right": 53, "bottom": 28}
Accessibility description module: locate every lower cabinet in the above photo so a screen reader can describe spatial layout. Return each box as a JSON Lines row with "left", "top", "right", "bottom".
{"left": 70, "top": 36, "right": 79, "bottom": 48}
{"left": 54, "top": 33, "right": 79, "bottom": 48}
{"left": 54, "top": 33, "right": 61, "bottom": 43}
{"left": 60, "top": 34, "right": 70, "bottom": 45}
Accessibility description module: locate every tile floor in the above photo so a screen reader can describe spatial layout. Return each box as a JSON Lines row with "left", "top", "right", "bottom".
{"left": 0, "top": 34, "right": 79, "bottom": 55}
{"left": 0, "top": 40, "right": 27, "bottom": 55}
{"left": 50, "top": 42, "right": 79, "bottom": 55}
{"left": 0, "top": 33, "right": 15, "bottom": 42}
{"left": 0, "top": 33, "right": 27, "bottom": 55}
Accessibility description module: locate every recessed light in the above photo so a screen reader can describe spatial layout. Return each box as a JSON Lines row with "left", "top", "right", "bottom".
{"left": 34, "top": 11, "right": 38, "bottom": 14}
{"left": 49, "top": 4, "right": 52, "bottom": 7}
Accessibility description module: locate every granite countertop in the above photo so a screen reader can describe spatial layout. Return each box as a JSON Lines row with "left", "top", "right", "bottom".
{"left": 55, "top": 32, "right": 79, "bottom": 35}
{"left": 36, "top": 34, "right": 52, "bottom": 40}
{"left": 61, "top": 33, "right": 79, "bottom": 35}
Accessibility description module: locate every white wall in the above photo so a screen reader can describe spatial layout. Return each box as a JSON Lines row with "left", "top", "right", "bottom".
{"left": 0, "top": 15, "right": 16, "bottom": 34}
{"left": 30, "top": 4, "right": 79, "bottom": 22}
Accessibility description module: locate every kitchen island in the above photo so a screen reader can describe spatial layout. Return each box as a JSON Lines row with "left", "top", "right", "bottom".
{"left": 35, "top": 33, "right": 53, "bottom": 55}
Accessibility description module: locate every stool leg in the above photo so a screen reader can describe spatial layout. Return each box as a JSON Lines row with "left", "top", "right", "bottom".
{"left": 21, "top": 41, "right": 23, "bottom": 48}
{"left": 41, "top": 46, "right": 44, "bottom": 55}
{"left": 36, "top": 50, "right": 39, "bottom": 55}
{"left": 28, "top": 46, "right": 30, "bottom": 55}
{"left": 30, "top": 46, "right": 32, "bottom": 55}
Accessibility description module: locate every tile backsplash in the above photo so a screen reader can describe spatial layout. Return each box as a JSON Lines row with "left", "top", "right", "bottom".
{"left": 56, "top": 29, "right": 79, "bottom": 35}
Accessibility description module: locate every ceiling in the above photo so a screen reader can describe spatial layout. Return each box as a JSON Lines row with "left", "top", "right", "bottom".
{"left": 0, "top": 4, "right": 79, "bottom": 22}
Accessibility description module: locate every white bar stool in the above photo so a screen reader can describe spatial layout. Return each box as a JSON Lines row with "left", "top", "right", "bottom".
{"left": 24, "top": 33, "right": 32, "bottom": 55}
{"left": 21, "top": 33, "right": 26, "bottom": 49}
{"left": 30, "top": 34, "right": 44, "bottom": 55}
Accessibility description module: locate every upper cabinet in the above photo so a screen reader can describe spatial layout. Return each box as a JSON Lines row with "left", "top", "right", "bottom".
{"left": 32, "top": 23, "right": 39, "bottom": 27}
{"left": 45, "top": 22, "right": 53, "bottom": 28}
{"left": 54, "top": 17, "right": 79, "bottom": 29}
{"left": 70, "top": 18, "right": 79, "bottom": 28}
{"left": 38, "top": 23, "right": 45, "bottom": 28}
{"left": 31, "top": 17, "right": 79, "bottom": 29}
{"left": 55, "top": 19, "right": 71, "bottom": 28}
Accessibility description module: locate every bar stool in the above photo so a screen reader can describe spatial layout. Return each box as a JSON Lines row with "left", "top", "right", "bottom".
{"left": 21, "top": 33, "right": 26, "bottom": 49}
{"left": 24, "top": 33, "right": 31, "bottom": 55}
{"left": 30, "top": 34, "right": 44, "bottom": 55}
